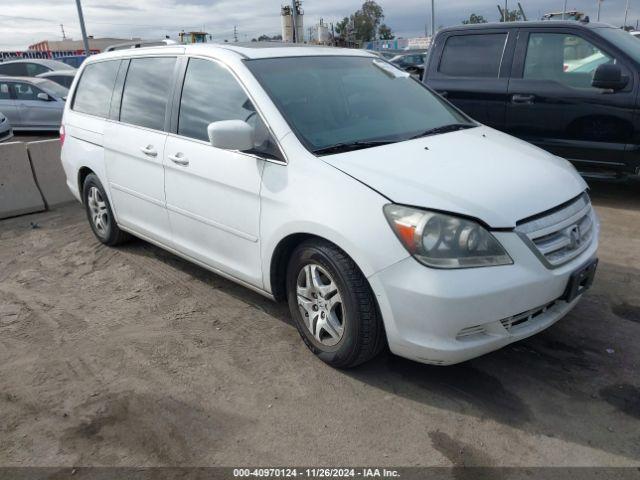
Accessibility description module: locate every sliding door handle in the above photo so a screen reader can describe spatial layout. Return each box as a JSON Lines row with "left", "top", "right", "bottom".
{"left": 169, "top": 153, "right": 189, "bottom": 166}
{"left": 140, "top": 145, "right": 158, "bottom": 157}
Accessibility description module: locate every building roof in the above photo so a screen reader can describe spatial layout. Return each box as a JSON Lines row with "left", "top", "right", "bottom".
{"left": 29, "top": 37, "right": 142, "bottom": 52}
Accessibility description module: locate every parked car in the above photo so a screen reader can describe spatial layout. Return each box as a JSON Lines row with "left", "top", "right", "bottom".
{"left": 61, "top": 44, "right": 598, "bottom": 368}
{"left": 36, "top": 70, "right": 77, "bottom": 88}
{"left": 56, "top": 55, "right": 87, "bottom": 68}
{"left": 423, "top": 21, "right": 640, "bottom": 177}
{"left": 0, "top": 112, "right": 13, "bottom": 141}
{"left": 0, "top": 77, "right": 68, "bottom": 131}
{"left": 0, "top": 59, "right": 75, "bottom": 77}
{"left": 390, "top": 52, "right": 427, "bottom": 77}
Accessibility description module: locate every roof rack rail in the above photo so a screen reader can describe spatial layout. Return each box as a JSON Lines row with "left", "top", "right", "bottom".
{"left": 104, "top": 39, "right": 177, "bottom": 52}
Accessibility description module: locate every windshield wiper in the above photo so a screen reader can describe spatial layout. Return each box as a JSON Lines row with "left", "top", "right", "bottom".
{"left": 312, "top": 139, "right": 397, "bottom": 155}
{"left": 409, "top": 123, "right": 476, "bottom": 140}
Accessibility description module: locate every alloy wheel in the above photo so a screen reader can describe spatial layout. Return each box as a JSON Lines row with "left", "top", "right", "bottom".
{"left": 296, "top": 263, "right": 345, "bottom": 347}
{"left": 87, "top": 186, "right": 109, "bottom": 237}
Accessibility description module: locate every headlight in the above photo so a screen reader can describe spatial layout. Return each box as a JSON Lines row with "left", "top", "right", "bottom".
{"left": 383, "top": 204, "right": 513, "bottom": 269}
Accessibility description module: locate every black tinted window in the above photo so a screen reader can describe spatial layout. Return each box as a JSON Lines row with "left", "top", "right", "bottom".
{"left": 439, "top": 34, "right": 507, "bottom": 77}
{"left": 25, "top": 63, "right": 49, "bottom": 76}
{"left": 120, "top": 57, "right": 176, "bottom": 130}
{"left": 73, "top": 60, "right": 120, "bottom": 118}
{"left": 179, "top": 58, "right": 281, "bottom": 159}
{"left": 0, "top": 63, "right": 27, "bottom": 76}
{"left": 49, "top": 75, "right": 74, "bottom": 88}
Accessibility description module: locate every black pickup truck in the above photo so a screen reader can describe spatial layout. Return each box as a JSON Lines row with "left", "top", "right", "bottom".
{"left": 423, "top": 21, "right": 640, "bottom": 177}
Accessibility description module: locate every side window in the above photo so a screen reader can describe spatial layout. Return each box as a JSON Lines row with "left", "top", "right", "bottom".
{"left": 25, "top": 63, "right": 49, "bottom": 76}
{"left": 178, "top": 58, "right": 281, "bottom": 160}
{"left": 523, "top": 33, "right": 615, "bottom": 90}
{"left": 120, "top": 57, "right": 176, "bottom": 130}
{"left": 52, "top": 76, "right": 74, "bottom": 89}
{"left": 13, "top": 82, "right": 42, "bottom": 101}
{"left": 73, "top": 60, "right": 120, "bottom": 118}
{"left": 0, "top": 82, "right": 10, "bottom": 100}
{"left": 439, "top": 34, "right": 507, "bottom": 78}
{"left": 0, "top": 63, "right": 27, "bottom": 76}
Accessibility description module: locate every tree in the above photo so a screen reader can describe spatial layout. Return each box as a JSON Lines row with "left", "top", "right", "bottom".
{"left": 335, "top": 1, "right": 388, "bottom": 44}
{"left": 255, "top": 34, "right": 282, "bottom": 42}
{"left": 499, "top": 9, "right": 523, "bottom": 22}
{"left": 462, "top": 13, "right": 488, "bottom": 24}
{"left": 335, "top": 17, "right": 350, "bottom": 40}
{"left": 378, "top": 24, "right": 394, "bottom": 40}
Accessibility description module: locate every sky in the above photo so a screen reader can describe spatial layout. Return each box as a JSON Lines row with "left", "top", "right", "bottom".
{"left": 0, "top": 0, "right": 636, "bottom": 50}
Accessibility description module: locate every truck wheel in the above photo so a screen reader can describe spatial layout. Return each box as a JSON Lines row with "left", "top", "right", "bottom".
{"left": 82, "top": 173, "right": 130, "bottom": 246}
{"left": 286, "top": 238, "right": 386, "bottom": 368}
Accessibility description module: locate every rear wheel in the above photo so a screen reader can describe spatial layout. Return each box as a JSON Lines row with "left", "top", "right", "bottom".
{"left": 82, "top": 173, "right": 130, "bottom": 246}
{"left": 286, "top": 239, "right": 386, "bottom": 368}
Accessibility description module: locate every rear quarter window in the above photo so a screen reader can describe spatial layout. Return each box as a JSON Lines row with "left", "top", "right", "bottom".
{"left": 0, "top": 63, "right": 27, "bottom": 76}
{"left": 438, "top": 33, "right": 507, "bottom": 78}
{"left": 72, "top": 60, "right": 120, "bottom": 118}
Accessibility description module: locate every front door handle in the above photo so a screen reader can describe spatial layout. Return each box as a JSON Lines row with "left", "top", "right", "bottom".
{"left": 512, "top": 94, "right": 535, "bottom": 104}
{"left": 169, "top": 153, "right": 189, "bottom": 166}
{"left": 140, "top": 145, "right": 158, "bottom": 157}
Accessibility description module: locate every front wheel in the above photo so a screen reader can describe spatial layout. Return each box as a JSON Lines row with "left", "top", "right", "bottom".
{"left": 286, "top": 239, "right": 386, "bottom": 368}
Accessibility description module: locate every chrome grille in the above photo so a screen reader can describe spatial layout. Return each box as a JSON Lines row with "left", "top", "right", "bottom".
{"left": 516, "top": 193, "right": 595, "bottom": 268}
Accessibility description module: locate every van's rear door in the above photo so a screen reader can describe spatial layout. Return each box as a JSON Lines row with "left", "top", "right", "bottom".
{"left": 424, "top": 27, "right": 515, "bottom": 129}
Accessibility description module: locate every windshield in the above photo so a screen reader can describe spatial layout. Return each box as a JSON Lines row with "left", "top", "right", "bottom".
{"left": 246, "top": 56, "right": 474, "bottom": 154}
{"left": 597, "top": 27, "right": 640, "bottom": 64}
{"left": 36, "top": 79, "right": 69, "bottom": 99}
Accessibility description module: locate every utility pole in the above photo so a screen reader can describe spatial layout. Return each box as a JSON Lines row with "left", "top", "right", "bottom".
{"left": 430, "top": 0, "right": 435, "bottom": 37}
{"left": 505, "top": 0, "right": 508, "bottom": 21}
{"left": 624, "top": 0, "right": 630, "bottom": 28}
{"left": 74, "top": 0, "right": 91, "bottom": 56}
{"left": 597, "top": 0, "right": 602, "bottom": 21}
{"left": 518, "top": 2, "right": 528, "bottom": 21}
{"left": 291, "top": 0, "right": 297, "bottom": 43}
{"left": 233, "top": 25, "right": 238, "bottom": 42}
{"left": 60, "top": 24, "right": 66, "bottom": 40}
{"left": 562, "top": 0, "right": 568, "bottom": 20}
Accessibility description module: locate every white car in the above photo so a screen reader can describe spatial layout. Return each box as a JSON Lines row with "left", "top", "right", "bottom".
{"left": 60, "top": 44, "right": 599, "bottom": 368}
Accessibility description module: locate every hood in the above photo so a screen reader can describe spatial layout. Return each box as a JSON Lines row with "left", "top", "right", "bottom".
{"left": 322, "top": 126, "right": 587, "bottom": 228}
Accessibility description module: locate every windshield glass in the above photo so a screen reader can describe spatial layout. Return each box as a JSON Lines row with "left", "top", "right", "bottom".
{"left": 597, "top": 27, "right": 640, "bottom": 64}
{"left": 37, "top": 79, "right": 69, "bottom": 99}
{"left": 246, "top": 56, "right": 473, "bottom": 154}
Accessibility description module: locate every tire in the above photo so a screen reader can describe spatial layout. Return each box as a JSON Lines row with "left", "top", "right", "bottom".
{"left": 286, "top": 239, "right": 386, "bottom": 368}
{"left": 82, "top": 173, "right": 130, "bottom": 246}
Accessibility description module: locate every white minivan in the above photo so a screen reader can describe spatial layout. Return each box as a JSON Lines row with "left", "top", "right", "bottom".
{"left": 61, "top": 43, "right": 599, "bottom": 368}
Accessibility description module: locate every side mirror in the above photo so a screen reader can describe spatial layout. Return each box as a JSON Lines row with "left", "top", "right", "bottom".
{"left": 592, "top": 64, "right": 628, "bottom": 91}
{"left": 207, "top": 120, "right": 255, "bottom": 151}
{"left": 36, "top": 92, "right": 50, "bottom": 101}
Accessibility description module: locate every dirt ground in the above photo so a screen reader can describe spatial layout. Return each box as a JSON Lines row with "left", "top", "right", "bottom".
{"left": 1, "top": 179, "right": 639, "bottom": 468}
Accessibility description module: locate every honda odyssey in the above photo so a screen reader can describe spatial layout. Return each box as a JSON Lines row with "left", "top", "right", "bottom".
{"left": 60, "top": 44, "right": 599, "bottom": 368}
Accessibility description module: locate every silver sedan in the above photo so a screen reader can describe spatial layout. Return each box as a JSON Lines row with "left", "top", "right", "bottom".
{"left": 0, "top": 111, "right": 13, "bottom": 141}
{"left": 0, "top": 76, "right": 68, "bottom": 131}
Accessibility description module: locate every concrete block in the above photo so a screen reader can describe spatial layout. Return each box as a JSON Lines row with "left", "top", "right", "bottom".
{"left": 0, "top": 142, "right": 45, "bottom": 219}
{"left": 27, "top": 139, "right": 74, "bottom": 207}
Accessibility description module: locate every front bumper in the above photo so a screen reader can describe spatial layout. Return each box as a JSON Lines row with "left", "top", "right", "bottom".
{"left": 368, "top": 229, "right": 599, "bottom": 365}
